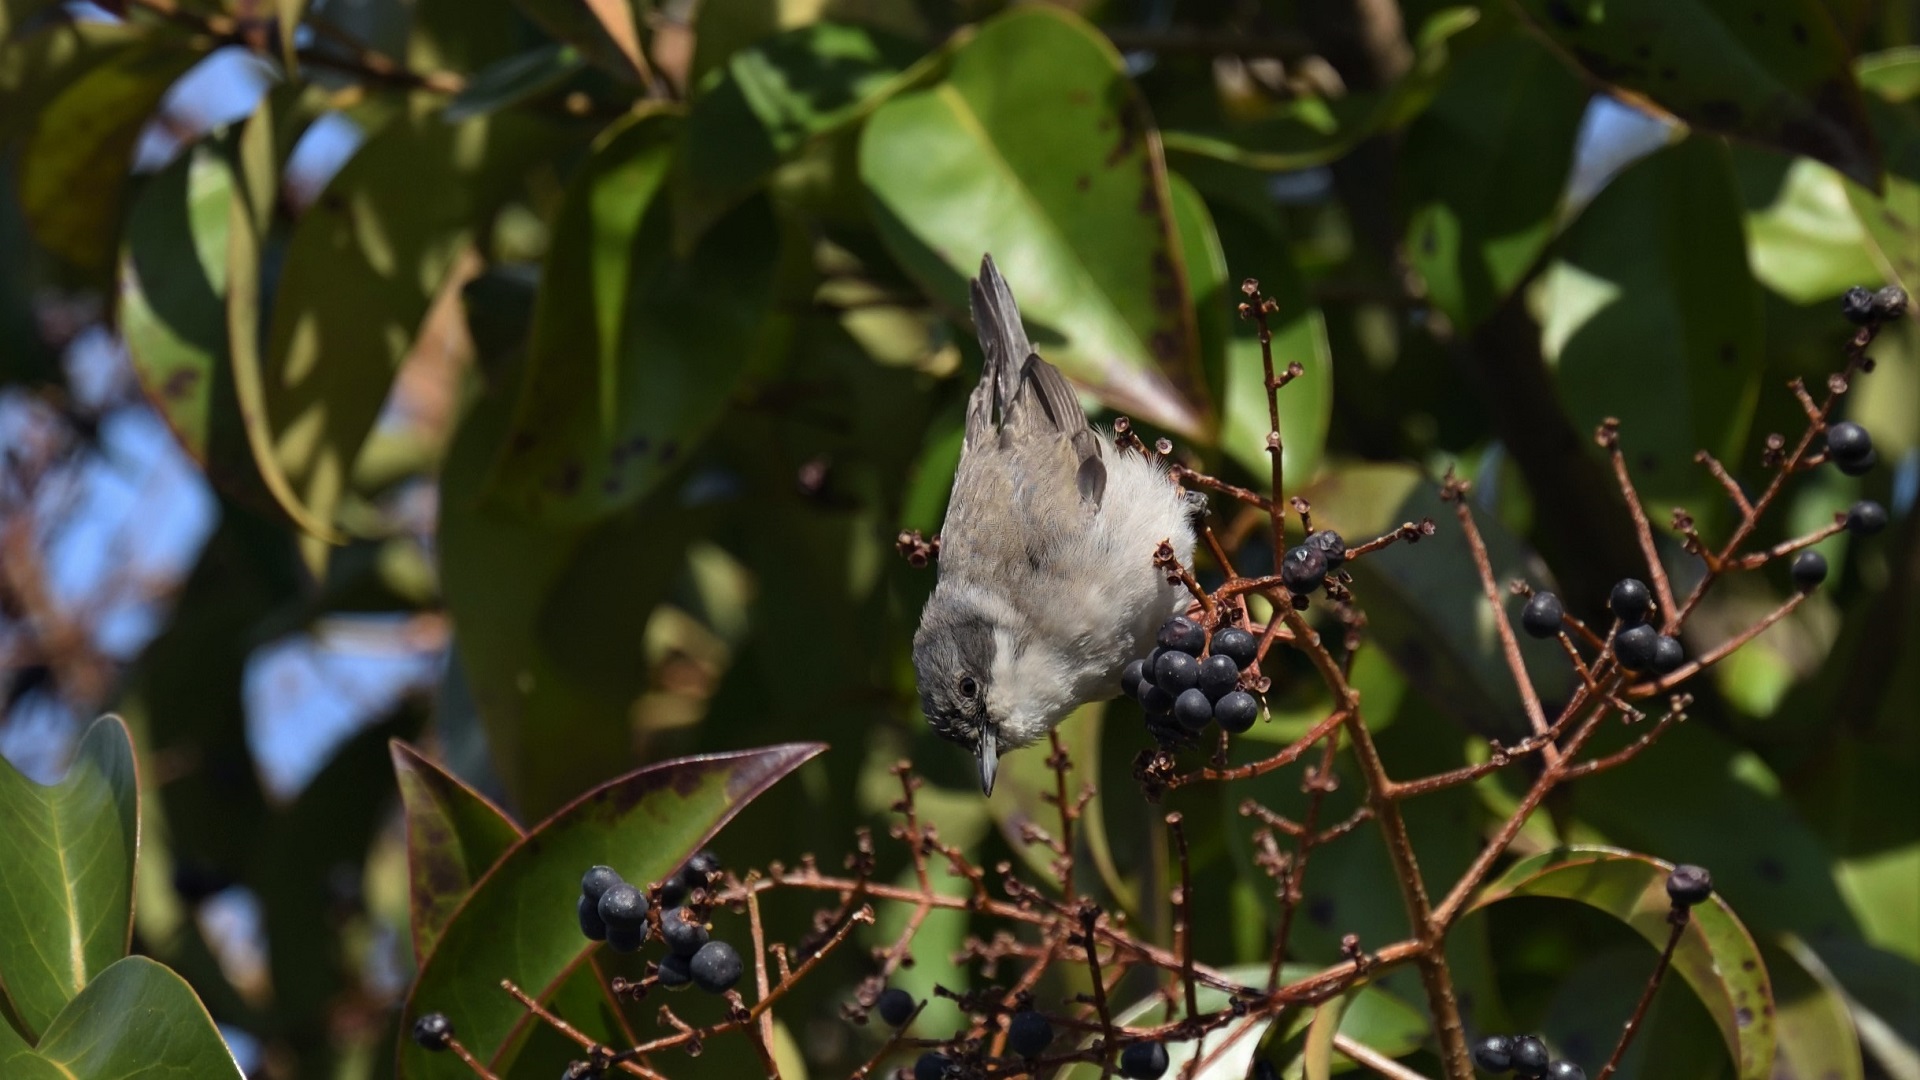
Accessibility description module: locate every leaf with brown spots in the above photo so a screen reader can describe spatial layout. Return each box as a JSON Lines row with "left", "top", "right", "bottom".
{"left": 397, "top": 742, "right": 824, "bottom": 1080}
{"left": 1516, "top": 0, "right": 1880, "bottom": 187}
{"left": 390, "top": 740, "right": 522, "bottom": 957}
{"left": 1473, "top": 846, "right": 1778, "bottom": 1079}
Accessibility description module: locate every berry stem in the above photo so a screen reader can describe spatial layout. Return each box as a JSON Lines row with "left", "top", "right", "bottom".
{"left": 1595, "top": 909, "right": 1691, "bottom": 1080}
{"left": 1166, "top": 814, "right": 1202, "bottom": 1025}
{"left": 1450, "top": 494, "right": 1557, "bottom": 759}
{"left": 1598, "top": 421, "right": 1681, "bottom": 625}
{"left": 1240, "top": 282, "right": 1290, "bottom": 569}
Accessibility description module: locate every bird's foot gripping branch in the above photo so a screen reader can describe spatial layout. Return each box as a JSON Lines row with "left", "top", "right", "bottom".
{"left": 404, "top": 281, "right": 1903, "bottom": 1080}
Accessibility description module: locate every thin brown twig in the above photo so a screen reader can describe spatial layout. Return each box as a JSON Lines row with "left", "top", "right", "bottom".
{"left": 1598, "top": 419, "right": 1679, "bottom": 621}
{"left": 1449, "top": 490, "right": 1555, "bottom": 758}
{"left": 1595, "top": 909, "right": 1690, "bottom": 1080}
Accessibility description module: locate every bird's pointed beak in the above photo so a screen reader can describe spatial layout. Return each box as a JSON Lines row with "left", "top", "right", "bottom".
{"left": 976, "top": 732, "right": 999, "bottom": 797}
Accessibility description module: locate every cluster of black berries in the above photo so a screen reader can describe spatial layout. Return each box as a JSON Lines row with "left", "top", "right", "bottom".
{"left": 904, "top": 1003, "right": 1065, "bottom": 1077}
{"left": 1520, "top": 578, "right": 1685, "bottom": 677}
{"left": 1839, "top": 283, "right": 1908, "bottom": 327}
{"left": 1824, "top": 419, "right": 1879, "bottom": 477}
{"left": 1279, "top": 529, "right": 1348, "bottom": 602}
{"left": 1127, "top": 616, "right": 1262, "bottom": 744}
{"left": 577, "top": 852, "right": 742, "bottom": 994}
{"left": 1470, "top": 1034, "right": 1581, "bottom": 1079}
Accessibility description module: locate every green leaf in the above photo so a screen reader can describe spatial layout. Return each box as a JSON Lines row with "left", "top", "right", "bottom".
{"left": 391, "top": 740, "right": 522, "bottom": 957}
{"left": 444, "top": 43, "right": 585, "bottom": 123}
{"left": 1847, "top": 50, "right": 1920, "bottom": 296}
{"left": 1301, "top": 990, "right": 1351, "bottom": 1080}
{"left": 0, "top": 956, "right": 242, "bottom": 1078}
{"left": 1764, "top": 936, "right": 1865, "bottom": 1080}
{"left": 505, "top": 0, "right": 643, "bottom": 80}
{"left": 17, "top": 34, "right": 201, "bottom": 268}
{"left": 1514, "top": 0, "right": 1879, "bottom": 187}
{"left": 1402, "top": 30, "right": 1590, "bottom": 330}
{"left": 256, "top": 104, "right": 581, "bottom": 538}
{"left": 1160, "top": 7, "right": 1481, "bottom": 173}
{"left": 1539, "top": 137, "right": 1763, "bottom": 516}
{"left": 1472, "top": 845, "right": 1777, "bottom": 1079}
{"left": 397, "top": 744, "right": 824, "bottom": 1079}
{"left": 480, "top": 113, "right": 783, "bottom": 523}
{"left": 1737, "top": 147, "right": 1884, "bottom": 303}
{"left": 0, "top": 0, "right": 61, "bottom": 41}
{"left": 686, "top": 0, "right": 929, "bottom": 90}
{"left": 0, "top": 716, "right": 139, "bottom": 1041}
{"left": 860, "top": 5, "right": 1209, "bottom": 436}
{"left": 677, "top": 20, "right": 929, "bottom": 248}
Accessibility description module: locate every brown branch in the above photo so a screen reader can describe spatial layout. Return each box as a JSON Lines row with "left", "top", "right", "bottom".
{"left": 1595, "top": 910, "right": 1690, "bottom": 1080}
{"left": 1449, "top": 491, "right": 1555, "bottom": 757}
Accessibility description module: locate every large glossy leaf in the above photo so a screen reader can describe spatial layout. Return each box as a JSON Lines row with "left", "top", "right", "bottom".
{"left": 678, "top": 20, "right": 931, "bottom": 247}
{"left": 479, "top": 114, "right": 783, "bottom": 523}
{"left": 1737, "top": 148, "right": 1883, "bottom": 303}
{"left": 1539, "top": 137, "right": 1763, "bottom": 517}
{"left": 1472, "top": 846, "right": 1777, "bottom": 1079}
{"left": 1402, "top": 30, "right": 1590, "bottom": 330}
{"left": 392, "top": 741, "right": 521, "bottom": 957}
{"left": 17, "top": 34, "right": 199, "bottom": 268}
{"left": 0, "top": 716, "right": 138, "bottom": 1040}
{"left": 1515, "top": 0, "right": 1879, "bottom": 187}
{"left": 860, "top": 5, "right": 1209, "bottom": 436}
{"left": 0, "top": 957, "right": 242, "bottom": 1078}
{"left": 256, "top": 104, "right": 580, "bottom": 538}
{"left": 1847, "top": 51, "right": 1920, "bottom": 296}
{"left": 397, "top": 744, "right": 824, "bottom": 1079}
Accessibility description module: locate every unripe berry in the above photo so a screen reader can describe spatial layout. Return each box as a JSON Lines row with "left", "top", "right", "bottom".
{"left": 1613, "top": 624, "right": 1660, "bottom": 672}
{"left": 1119, "top": 1040, "right": 1170, "bottom": 1079}
{"left": 875, "top": 987, "right": 915, "bottom": 1027}
{"left": 689, "top": 940, "right": 743, "bottom": 993}
{"left": 1845, "top": 500, "right": 1887, "bottom": 536}
{"left": 1214, "top": 691, "right": 1260, "bottom": 734}
{"left": 411, "top": 1012, "right": 454, "bottom": 1051}
{"left": 1520, "top": 592, "right": 1564, "bottom": 639}
{"left": 1157, "top": 616, "right": 1206, "bottom": 656}
{"left": 1211, "top": 626, "right": 1259, "bottom": 668}
{"left": 1667, "top": 864, "right": 1713, "bottom": 908}
{"left": 1197, "top": 654, "right": 1239, "bottom": 701}
{"left": 1790, "top": 550, "right": 1828, "bottom": 591}
{"left": 1609, "top": 578, "right": 1652, "bottom": 625}
{"left": 1006, "top": 1008, "right": 1052, "bottom": 1057}
{"left": 1280, "top": 545, "right": 1327, "bottom": 595}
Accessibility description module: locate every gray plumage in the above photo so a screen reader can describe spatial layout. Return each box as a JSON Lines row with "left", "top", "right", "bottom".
{"left": 913, "top": 255, "right": 1198, "bottom": 795}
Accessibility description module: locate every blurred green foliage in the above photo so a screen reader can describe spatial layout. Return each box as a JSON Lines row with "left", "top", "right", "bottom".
{"left": 0, "top": 0, "right": 1916, "bottom": 1077}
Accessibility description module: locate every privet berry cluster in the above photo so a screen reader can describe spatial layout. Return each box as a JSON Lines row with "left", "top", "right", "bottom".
{"left": 1128, "top": 615, "right": 1265, "bottom": 741}
{"left": 577, "top": 852, "right": 743, "bottom": 994}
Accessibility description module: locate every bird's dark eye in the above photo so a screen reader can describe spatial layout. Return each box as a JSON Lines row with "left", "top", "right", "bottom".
{"left": 958, "top": 676, "right": 978, "bottom": 698}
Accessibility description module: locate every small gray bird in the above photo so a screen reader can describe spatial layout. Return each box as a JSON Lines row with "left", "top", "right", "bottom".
{"left": 913, "top": 255, "right": 1199, "bottom": 795}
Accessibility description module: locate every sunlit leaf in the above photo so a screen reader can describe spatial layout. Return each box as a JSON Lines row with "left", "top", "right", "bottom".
{"left": 0, "top": 957, "right": 243, "bottom": 1078}
{"left": 1472, "top": 845, "right": 1777, "bottom": 1079}
{"left": 1847, "top": 50, "right": 1920, "bottom": 296}
{"left": 1737, "top": 148, "right": 1883, "bottom": 303}
{"left": 860, "top": 5, "right": 1209, "bottom": 436}
{"left": 1515, "top": 0, "right": 1879, "bottom": 187}
{"left": 397, "top": 744, "right": 824, "bottom": 1079}
{"left": 391, "top": 740, "right": 521, "bottom": 957}
{"left": 0, "top": 716, "right": 138, "bottom": 1040}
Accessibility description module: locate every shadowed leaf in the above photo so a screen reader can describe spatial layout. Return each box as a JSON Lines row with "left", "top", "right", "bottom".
{"left": 392, "top": 740, "right": 522, "bottom": 957}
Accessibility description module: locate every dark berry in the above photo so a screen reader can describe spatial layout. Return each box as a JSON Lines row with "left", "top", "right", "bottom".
{"left": 1121, "top": 659, "right": 1147, "bottom": 699}
{"left": 689, "top": 940, "right": 743, "bottom": 993}
{"left": 1845, "top": 500, "right": 1887, "bottom": 536}
{"left": 580, "top": 865, "right": 623, "bottom": 904}
{"left": 1471, "top": 1034, "right": 1514, "bottom": 1071}
{"left": 1873, "top": 284, "right": 1909, "bottom": 319}
{"left": 1520, "top": 592, "right": 1564, "bottom": 639}
{"left": 1510, "top": 1035, "right": 1550, "bottom": 1077}
{"left": 1214, "top": 691, "right": 1259, "bottom": 733}
{"left": 1842, "top": 285, "right": 1876, "bottom": 324}
{"left": 679, "top": 851, "right": 721, "bottom": 893}
{"left": 1173, "top": 688, "right": 1213, "bottom": 729}
{"left": 658, "top": 876, "right": 688, "bottom": 909}
{"left": 1613, "top": 624, "right": 1660, "bottom": 672}
{"left": 1252, "top": 1065, "right": 1279, "bottom": 1080}
{"left": 1119, "top": 1040, "right": 1170, "bottom": 1079}
{"left": 656, "top": 951, "right": 692, "bottom": 989}
{"left": 1306, "top": 529, "right": 1348, "bottom": 570}
{"left": 914, "top": 1052, "right": 952, "bottom": 1080}
{"left": 661, "top": 907, "right": 709, "bottom": 957}
{"left": 1006, "top": 1008, "right": 1052, "bottom": 1057}
{"left": 578, "top": 896, "right": 608, "bottom": 941}
{"left": 1790, "top": 550, "right": 1828, "bottom": 590}
{"left": 598, "top": 883, "right": 648, "bottom": 929}
{"left": 1609, "top": 578, "right": 1652, "bottom": 625}
{"left": 1546, "top": 1062, "right": 1585, "bottom": 1080}
{"left": 1667, "top": 864, "right": 1713, "bottom": 908}
{"left": 1280, "top": 544, "right": 1328, "bottom": 595}
{"left": 1837, "top": 447, "right": 1878, "bottom": 476}
{"left": 1825, "top": 421, "right": 1873, "bottom": 466}
{"left": 1197, "top": 654, "right": 1239, "bottom": 701}
{"left": 875, "top": 987, "right": 915, "bottom": 1027}
{"left": 411, "top": 1012, "right": 454, "bottom": 1051}
{"left": 1155, "top": 649, "right": 1200, "bottom": 693}
{"left": 1138, "top": 682, "right": 1174, "bottom": 716}
{"left": 606, "top": 923, "right": 646, "bottom": 953}
{"left": 1211, "top": 626, "right": 1259, "bottom": 668}
{"left": 1158, "top": 616, "right": 1207, "bottom": 656}
{"left": 1651, "top": 635, "right": 1685, "bottom": 676}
